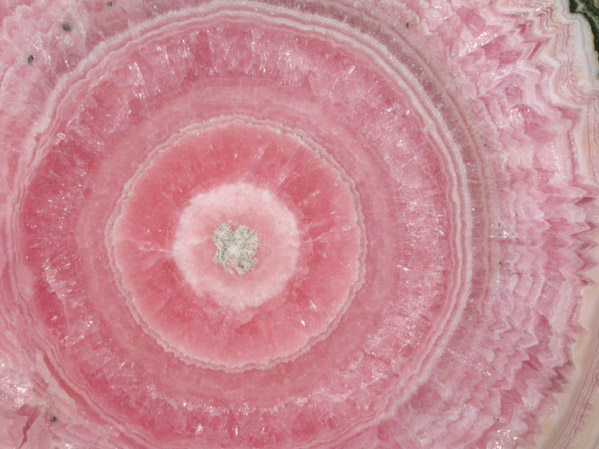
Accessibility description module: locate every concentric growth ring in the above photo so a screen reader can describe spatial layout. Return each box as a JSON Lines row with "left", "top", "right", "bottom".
{"left": 14, "top": 2, "right": 478, "bottom": 448}
{"left": 109, "top": 118, "right": 365, "bottom": 369}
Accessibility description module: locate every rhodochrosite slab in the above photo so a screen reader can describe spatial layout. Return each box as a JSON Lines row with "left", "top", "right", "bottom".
{"left": 0, "top": 1, "right": 597, "bottom": 449}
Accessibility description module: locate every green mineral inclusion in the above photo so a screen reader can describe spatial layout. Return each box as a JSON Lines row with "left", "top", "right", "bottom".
{"left": 569, "top": 0, "right": 599, "bottom": 72}
{"left": 212, "top": 222, "right": 259, "bottom": 275}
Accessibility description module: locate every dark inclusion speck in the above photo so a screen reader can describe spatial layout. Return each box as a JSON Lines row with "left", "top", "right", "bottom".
{"left": 107, "top": 1, "right": 113, "bottom": 6}
{"left": 62, "top": 21, "right": 72, "bottom": 32}
{"left": 50, "top": 416, "right": 58, "bottom": 423}
{"left": 27, "top": 55, "right": 34, "bottom": 65}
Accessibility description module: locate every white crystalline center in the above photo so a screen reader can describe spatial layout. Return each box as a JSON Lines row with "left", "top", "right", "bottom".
{"left": 212, "top": 222, "right": 259, "bottom": 275}
{"left": 173, "top": 182, "right": 300, "bottom": 311}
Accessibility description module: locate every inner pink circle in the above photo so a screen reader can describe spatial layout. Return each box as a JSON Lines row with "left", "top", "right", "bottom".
{"left": 109, "top": 118, "right": 364, "bottom": 369}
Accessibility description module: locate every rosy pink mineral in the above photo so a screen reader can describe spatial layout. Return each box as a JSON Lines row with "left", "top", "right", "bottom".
{"left": 0, "top": 1, "right": 597, "bottom": 449}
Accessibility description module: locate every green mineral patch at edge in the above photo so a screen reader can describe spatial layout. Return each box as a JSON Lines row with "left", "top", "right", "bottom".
{"left": 569, "top": 0, "right": 599, "bottom": 72}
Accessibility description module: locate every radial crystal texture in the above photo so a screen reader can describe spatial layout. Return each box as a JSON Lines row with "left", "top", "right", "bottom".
{"left": 0, "top": 1, "right": 598, "bottom": 449}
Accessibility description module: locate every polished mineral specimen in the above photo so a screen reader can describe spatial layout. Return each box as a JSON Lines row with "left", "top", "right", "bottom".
{"left": 0, "top": 1, "right": 597, "bottom": 449}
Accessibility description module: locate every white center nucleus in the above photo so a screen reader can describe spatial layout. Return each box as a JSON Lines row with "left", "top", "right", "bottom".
{"left": 212, "top": 222, "right": 259, "bottom": 275}
{"left": 173, "top": 182, "right": 300, "bottom": 311}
